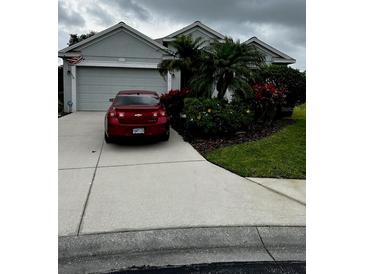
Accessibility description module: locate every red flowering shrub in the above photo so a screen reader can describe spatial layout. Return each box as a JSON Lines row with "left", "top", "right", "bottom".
{"left": 251, "top": 82, "right": 287, "bottom": 124}
{"left": 252, "top": 83, "right": 287, "bottom": 103}
{"left": 160, "top": 88, "right": 190, "bottom": 124}
{"left": 160, "top": 88, "right": 190, "bottom": 104}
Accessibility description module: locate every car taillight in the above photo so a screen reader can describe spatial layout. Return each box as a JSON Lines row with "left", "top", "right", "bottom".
{"left": 153, "top": 110, "right": 166, "bottom": 117}
{"left": 109, "top": 110, "right": 116, "bottom": 117}
{"left": 118, "top": 112, "right": 125, "bottom": 118}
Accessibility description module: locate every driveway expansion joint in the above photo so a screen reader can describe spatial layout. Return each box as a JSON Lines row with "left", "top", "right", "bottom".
{"left": 255, "top": 226, "right": 276, "bottom": 262}
{"left": 97, "top": 159, "right": 206, "bottom": 168}
{"left": 58, "top": 166, "right": 96, "bottom": 171}
{"left": 76, "top": 139, "right": 105, "bottom": 236}
{"left": 244, "top": 177, "right": 306, "bottom": 206}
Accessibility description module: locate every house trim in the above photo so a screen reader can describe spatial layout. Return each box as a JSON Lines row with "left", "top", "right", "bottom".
{"left": 75, "top": 60, "right": 160, "bottom": 69}
{"left": 70, "top": 66, "right": 77, "bottom": 112}
{"left": 167, "top": 72, "right": 172, "bottom": 90}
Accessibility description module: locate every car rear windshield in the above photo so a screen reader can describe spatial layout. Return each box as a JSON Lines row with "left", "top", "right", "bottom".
{"left": 114, "top": 95, "right": 160, "bottom": 106}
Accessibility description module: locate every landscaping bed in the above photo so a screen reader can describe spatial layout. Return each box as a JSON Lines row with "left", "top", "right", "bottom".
{"left": 188, "top": 118, "right": 294, "bottom": 156}
{"left": 157, "top": 37, "right": 306, "bottom": 179}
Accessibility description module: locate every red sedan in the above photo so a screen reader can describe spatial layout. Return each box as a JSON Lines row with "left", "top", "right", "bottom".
{"left": 104, "top": 90, "right": 170, "bottom": 143}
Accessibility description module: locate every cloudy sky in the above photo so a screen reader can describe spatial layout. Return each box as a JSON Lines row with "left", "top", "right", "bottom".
{"left": 58, "top": 0, "right": 305, "bottom": 70}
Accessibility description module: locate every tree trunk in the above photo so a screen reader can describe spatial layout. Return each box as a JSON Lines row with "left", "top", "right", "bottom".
{"left": 216, "top": 73, "right": 232, "bottom": 100}
{"left": 216, "top": 78, "right": 226, "bottom": 100}
{"left": 217, "top": 89, "right": 225, "bottom": 99}
{"left": 217, "top": 83, "right": 229, "bottom": 100}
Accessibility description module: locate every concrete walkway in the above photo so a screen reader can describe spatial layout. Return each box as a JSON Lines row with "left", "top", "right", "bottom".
{"left": 59, "top": 112, "right": 305, "bottom": 237}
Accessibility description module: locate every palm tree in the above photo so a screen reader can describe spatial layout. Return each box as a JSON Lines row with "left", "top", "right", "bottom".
{"left": 192, "top": 37, "right": 265, "bottom": 99}
{"left": 158, "top": 35, "right": 205, "bottom": 90}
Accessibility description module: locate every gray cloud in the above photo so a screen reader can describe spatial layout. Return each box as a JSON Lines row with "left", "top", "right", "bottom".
{"left": 86, "top": 5, "right": 115, "bottom": 26}
{"left": 105, "top": 0, "right": 151, "bottom": 21}
{"left": 58, "top": 29, "right": 70, "bottom": 50}
{"left": 137, "top": 0, "right": 305, "bottom": 27}
{"left": 58, "top": 2, "right": 85, "bottom": 27}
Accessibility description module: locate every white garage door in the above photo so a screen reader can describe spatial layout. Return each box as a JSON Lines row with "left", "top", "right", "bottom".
{"left": 76, "top": 67, "right": 167, "bottom": 111}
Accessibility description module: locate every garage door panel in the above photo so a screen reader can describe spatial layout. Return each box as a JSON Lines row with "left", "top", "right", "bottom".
{"left": 78, "top": 85, "right": 128, "bottom": 93}
{"left": 78, "top": 94, "right": 115, "bottom": 102}
{"left": 76, "top": 67, "right": 167, "bottom": 111}
{"left": 78, "top": 83, "right": 166, "bottom": 92}
{"left": 80, "top": 75, "right": 163, "bottom": 84}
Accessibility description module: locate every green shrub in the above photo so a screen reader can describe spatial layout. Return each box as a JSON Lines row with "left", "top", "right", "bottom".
{"left": 183, "top": 98, "right": 253, "bottom": 138}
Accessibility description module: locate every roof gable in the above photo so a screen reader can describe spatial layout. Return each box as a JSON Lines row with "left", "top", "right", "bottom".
{"left": 244, "top": 37, "right": 295, "bottom": 63}
{"left": 58, "top": 22, "right": 170, "bottom": 56}
{"left": 79, "top": 28, "right": 165, "bottom": 59}
{"left": 162, "top": 21, "right": 224, "bottom": 41}
{"left": 183, "top": 27, "right": 217, "bottom": 40}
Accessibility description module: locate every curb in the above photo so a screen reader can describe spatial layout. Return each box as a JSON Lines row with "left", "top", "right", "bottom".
{"left": 59, "top": 226, "right": 305, "bottom": 274}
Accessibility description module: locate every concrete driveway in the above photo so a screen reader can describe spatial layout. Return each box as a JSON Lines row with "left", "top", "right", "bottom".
{"left": 59, "top": 112, "right": 305, "bottom": 237}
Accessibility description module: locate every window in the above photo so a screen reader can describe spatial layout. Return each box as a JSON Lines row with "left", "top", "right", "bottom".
{"left": 114, "top": 95, "right": 159, "bottom": 106}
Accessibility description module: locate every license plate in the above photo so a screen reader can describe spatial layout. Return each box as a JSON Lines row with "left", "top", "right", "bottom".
{"left": 132, "top": 128, "right": 144, "bottom": 134}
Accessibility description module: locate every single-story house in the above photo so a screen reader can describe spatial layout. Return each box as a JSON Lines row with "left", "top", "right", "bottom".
{"left": 58, "top": 21, "right": 295, "bottom": 112}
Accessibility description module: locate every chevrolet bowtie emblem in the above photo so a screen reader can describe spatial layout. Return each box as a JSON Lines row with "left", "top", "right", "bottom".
{"left": 134, "top": 113, "right": 143, "bottom": 117}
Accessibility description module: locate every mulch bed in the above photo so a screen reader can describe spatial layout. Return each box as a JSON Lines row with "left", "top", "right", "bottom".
{"left": 181, "top": 119, "right": 295, "bottom": 156}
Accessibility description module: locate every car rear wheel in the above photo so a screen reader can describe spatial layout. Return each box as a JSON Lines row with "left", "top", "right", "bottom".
{"left": 161, "top": 130, "right": 170, "bottom": 141}
{"left": 104, "top": 132, "right": 113, "bottom": 143}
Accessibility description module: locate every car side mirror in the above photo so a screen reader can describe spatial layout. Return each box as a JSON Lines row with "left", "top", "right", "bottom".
{"left": 109, "top": 98, "right": 114, "bottom": 102}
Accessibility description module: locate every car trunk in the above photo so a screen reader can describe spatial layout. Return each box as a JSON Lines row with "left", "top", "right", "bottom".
{"left": 115, "top": 105, "right": 160, "bottom": 124}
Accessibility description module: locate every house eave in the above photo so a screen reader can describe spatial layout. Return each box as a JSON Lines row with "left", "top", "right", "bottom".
{"left": 58, "top": 52, "right": 81, "bottom": 58}
{"left": 272, "top": 58, "right": 296, "bottom": 64}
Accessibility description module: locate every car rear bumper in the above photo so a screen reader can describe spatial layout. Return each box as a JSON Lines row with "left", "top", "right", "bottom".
{"left": 106, "top": 119, "right": 169, "bottom": 137}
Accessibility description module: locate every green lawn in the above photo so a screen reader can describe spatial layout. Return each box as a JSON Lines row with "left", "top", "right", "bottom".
{"left": 206, "top": 104, "right": 306, "bottom": 179}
